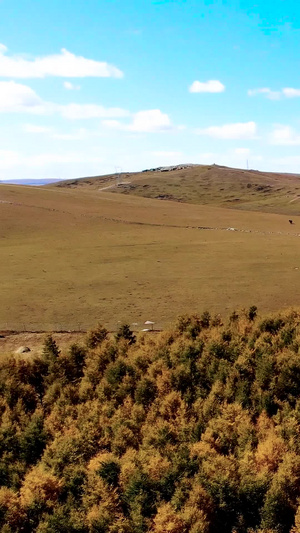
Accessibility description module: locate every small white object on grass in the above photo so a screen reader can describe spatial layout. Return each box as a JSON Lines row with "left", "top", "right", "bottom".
{"left": 144, "top": 320, "right": 155, "bottom": 330}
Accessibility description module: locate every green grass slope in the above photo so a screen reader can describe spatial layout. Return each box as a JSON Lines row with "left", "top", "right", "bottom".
{"left": 1, "top": 183, "right": 300, "bottom": 330}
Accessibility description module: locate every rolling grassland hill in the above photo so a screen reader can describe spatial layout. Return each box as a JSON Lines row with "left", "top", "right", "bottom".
{"left": 53, "top": 164, "right": 300, "bottom": 215}
{"left": 2, "top": 174, "right": 300, "bottom": 335}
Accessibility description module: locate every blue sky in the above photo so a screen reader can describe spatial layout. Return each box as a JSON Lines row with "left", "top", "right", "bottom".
{"left": 1, "top": 0, "right": 300, "bottom": 180}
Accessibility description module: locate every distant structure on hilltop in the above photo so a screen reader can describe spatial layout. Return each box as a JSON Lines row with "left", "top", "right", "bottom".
{"left": 142, "top": 164, "right": 199, "bottom": 173}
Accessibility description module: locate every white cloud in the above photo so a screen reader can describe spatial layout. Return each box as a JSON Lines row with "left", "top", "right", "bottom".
{"left": 129, "top": 110, "right": 172, "bottom": 132}
{"left": 103, "top": 109, "right": 173, "bottom": 133}
{"left": 189, "top": 80, "right": 225, "bottom": 93}
{"left": 0, "top": 81, "right": 45, "bottom": 113}
{"left": 196, "top": 121, "right": 257, "bottom": 140}
{"left": 63, "top": 81, "right": 81, "bottom": 90}
{"left": 247, "top": 88, "right": 281, "bottom": 100}
{"left": 0, "top": 81, "right": 128, "bottom": 119}
{"left": 60, "top": 103, "right": 129, "bottom": 120}
{"left": 0, "top": 45, "right": 123, "bottom": 78}
{"left": 269, "top": 125, "right": 300, "bottom": 145}
{"left": 282, "top": 87, "right": 300, "bottom": 98}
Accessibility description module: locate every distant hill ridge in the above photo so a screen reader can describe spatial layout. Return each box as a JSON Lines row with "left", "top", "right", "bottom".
{"left": 0, "top": 178, "right": 60, "bottom": 186}
{"left": 52, "top": 163, "right": 300, "bottom": 215}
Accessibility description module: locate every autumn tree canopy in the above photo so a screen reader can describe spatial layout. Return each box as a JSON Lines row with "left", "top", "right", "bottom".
{"left": 1, "top": 310, "right": 300, "bottom": 532}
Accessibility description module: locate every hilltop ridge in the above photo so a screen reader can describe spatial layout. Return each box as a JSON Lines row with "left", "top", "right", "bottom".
{"left": 51, "top": 164, "right": 300, "bottom": 215}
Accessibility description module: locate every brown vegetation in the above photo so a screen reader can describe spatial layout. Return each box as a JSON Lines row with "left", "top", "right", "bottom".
{"left": 53, "top": 164, "right": 300, "bottom": 215}
{"left": 1, "top": 181, "right": 300, "bottom": 331}
{"left": 1, "top": 309, "right": 300, "bottom": 531}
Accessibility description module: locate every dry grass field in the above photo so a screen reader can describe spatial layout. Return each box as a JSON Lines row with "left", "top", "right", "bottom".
{"left": 2, "top": 169, "right": 300, "bottom": 345}
{"left": 0, "top": 331, "right": 85, "bottom": 359}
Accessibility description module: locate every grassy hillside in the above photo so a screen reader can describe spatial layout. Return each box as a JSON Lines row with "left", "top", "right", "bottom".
{"left": 2, "top": 309, "right": 300, "bottom": 532}
{"left": 53, "top": 164, "right": 300, "bottom": 215}
{"left": 2, "top": 183, "right": 300, "bottom": 330}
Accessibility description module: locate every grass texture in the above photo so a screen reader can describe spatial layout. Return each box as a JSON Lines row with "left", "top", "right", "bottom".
{"left": 1, "top": 175, "right": 300, "bottom": 330}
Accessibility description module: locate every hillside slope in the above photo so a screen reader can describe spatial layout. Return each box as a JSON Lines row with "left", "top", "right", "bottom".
{"left": 52, "top": 164, "right": 300, "bottom": 215}
{"left": 1, "top": 183, "right": 300, "bottom": 330}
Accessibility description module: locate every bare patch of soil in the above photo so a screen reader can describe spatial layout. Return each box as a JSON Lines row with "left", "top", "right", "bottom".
{"left": 0, "top": 331, "right": 85, "bottom": 358}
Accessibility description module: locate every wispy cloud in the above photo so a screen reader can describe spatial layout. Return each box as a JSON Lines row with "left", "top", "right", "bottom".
{"left": 247, "top": 88, "right": 280, "bottom": 100}
{"left": 63, "top": 81, "right": 81, "bottom": 90}
{"left": 189, "top": 80, "right": 225, "bottom": 93}
{"left": 248, "top": 87, "right": 300, "bottom": 100}
{"left": 282, "top": 87, "right": 300, "bottom": 98}
{"left": 0, "top": 44, "right": 123, "bottom": 78}
{"left": 269, "top": 125, "right": 300, "bottom": 145}
{"left": 196, "top": 121, "right": 257, "bottom": 140}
